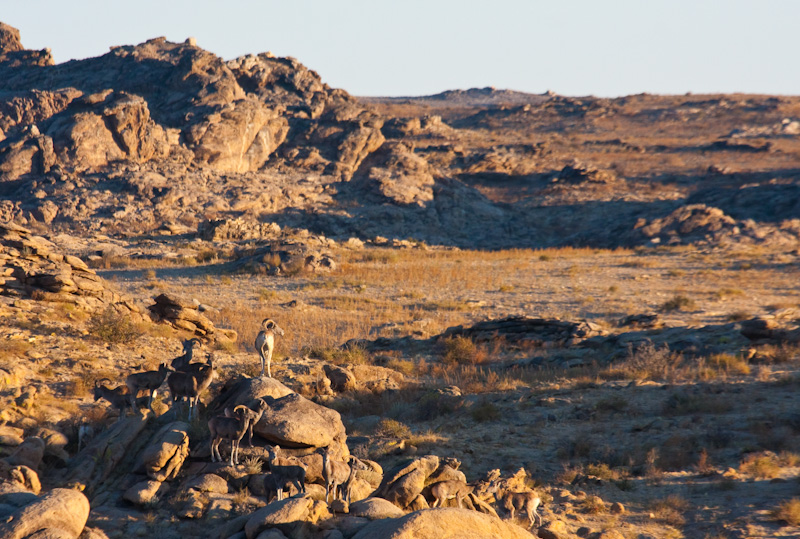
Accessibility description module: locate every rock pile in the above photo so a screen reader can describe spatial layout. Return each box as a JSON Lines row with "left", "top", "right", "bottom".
{"left": 231, "top": 241, "right": 337, "bottom": 275}
{"left": 636, "top": 203, "right": 800, "bottom": 248}
{"left": 198, "top": 217, "right": 282, "bottom": 241}
{"left": 147, "top": 293, "right": 237, "bottom": 343}
{"left": 441, "top": 316, "right": 604, "bottom": 347}
{"left": 0, "top": 222, "right": 141, "bottom": 316}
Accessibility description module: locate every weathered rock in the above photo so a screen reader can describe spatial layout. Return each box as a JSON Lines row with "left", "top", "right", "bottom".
{"left": 2, "top": 436, "right": 45, "bottom": 472}
{"left": 352, "top": 507, "right": 536, "bottom": 539}
{"left": 377, "top": 455, "right": 440, "bottom": 509}
{"left": 184, "top": 473, "right": 229, "bottom": 494}
{"left": 122, "top": 479, "right": 169, "bottom": 506}
{"left": 255, "top": 392, "right": 347, "bottom": 450}
{"left": 244, "top": 496, "right": 330, "bottom": 539}
{"left": 66, "top": 413, "right": 150, "bottom": 492}
{"left": 0, "top": 464, "right": 40, "bottom": 495}
{"left": 0, "top": 488, "right": 90, "bottom": 539}
{"left": 135, "top": 421, "right": 190, "bottom": 481}
{"left": 209, "top": 376, "right": 294, "bottom": 418}
{"left": 357, "top": 141, "right": 436, "bottom": 206}
{"left": 323, "top": 364, "right": 357, "bottom": 393}
{"left": 185, "top": 99, "right": 288, "bottom": 173}
{"left": 349, "top": 497, "right": 405, "bottom": 520}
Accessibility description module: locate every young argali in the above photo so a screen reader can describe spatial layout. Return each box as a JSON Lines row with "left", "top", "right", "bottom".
{"left": 254, "top": 318, "right": 284, "bottom": 378}
{"left": 317, "top": 445, "right": 350, "bottom": 503}
{"left": 208, "top": 405, "right": 250, "bottom": 465}
{"left": 502, "top": 490, "right": 542, "bottom": 527}
{"left": 268, "top": 445, "right": 306, "bottom": 500}
{"left": 125, "top": 363, "right": 172, "bottom": 412}
{"left": 224, "top": 398, "right": 269, "bottom": 447}
{"left": 92, "top": 379, "right": 130, "bottom": 420}
{"left": 167, "top": 356, "right": 216, "bottom": 420}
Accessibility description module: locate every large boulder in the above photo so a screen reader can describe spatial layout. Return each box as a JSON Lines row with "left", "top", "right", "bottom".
{"left": 0, "top": 488, "right": 90, "bottom": 539}
{"left": 2, "top": 437, "right": 45, "bottom": 472}
{"left": 184, "top": 99, "right": 288, "bottom": 173}
{"left": 323, "top": 364, "right": 357, "bottom": 393}
{"left": 135, "top": 421, "right": 190, "bottom": 481}
{"left": 244, "top": 496, "right": 331, "bottom": 539}
{"left": 210, "top": 376, "right": 294, "bottom": 417}
{"left": 352, "top": 508, "right": 536, "bottom": 539}
{"left": 0, "top": 463, "right": 40, "bottom": 495}
{"left": 349, "top": 497, "right": 405, "bottom": 520}
{"left": 66, "top": 413, "right": 150, "bottom": 492}
{"left": 122, "top": 479, "right": 169, "bottom": 506}
{"left": 377, "top": 455, "right": 440, "bottom": 509}
{"left": 255, "top": 392, "right": 347, "bottom": 450}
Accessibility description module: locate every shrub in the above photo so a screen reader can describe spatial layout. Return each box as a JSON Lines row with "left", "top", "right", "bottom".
{"left": 87, "top": 306, "right": 140, "bottom": 344}
{"left": 471, "top": 401, "right": 500, "bottom": 422}
{"left": 773, "top": 498, "right": 800, "bottom": 526}
{"left": 739, "top": 452, "right": 781, "bottom": 479}
{"left": 660, "top": 294, "right": 696, "bottom": 312}
{"left": 648, "top": 495, "right": 689, "bottom": 527}
{"left": 442, "top": 336, "right": 486, "bottom": 365}
{"left": 376, "top": 418, "right": 411, "bottom": 439}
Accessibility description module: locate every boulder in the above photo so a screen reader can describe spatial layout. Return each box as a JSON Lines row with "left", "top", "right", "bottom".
{"left": 33, "top": 428, "right": 70, "bottom": 462}
{"left": 210, "top": 376, "right": 294, "bottom": 418}
{"left": 0, "top": 488, "right": 90, "bottom": 539}
{"left": 184, "top": 99, "right": 288, "bottom": 173}
{"left": 0, "top": 464, "right": 40, "bottom": 495}
{"left": 377, "top": 455, "right": 440, "bottom": 509}
{"left": 323, "top": 364, "right": 357, "bottom": 393}
{"left": 255, "top": 393, "right": 347, "bottom": 450}
{"left": 122, "top": 479, "right": 169, "bottom": 506}
{"left": 244, "top": 496, "right": 330, "bottom": 539}
{"left": 184, "top": 473, "right": 229, "bottom": 494}
{"left": 352, "top": 508, "right": 536, "bottom": 539}
{"left": 349, "top": 497, "right": 405, "bottom": 520}
{"left": 2, "top": 436, "right": 45, "bottom": 472}
{"left": 66, "top": 413, "right": 150, "bottom": 492}
{"left": 135, "top": 421, "right": 189, "bottom": 481}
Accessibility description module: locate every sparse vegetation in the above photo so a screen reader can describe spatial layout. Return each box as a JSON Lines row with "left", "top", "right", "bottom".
{"left": 773, "top": 498, "right": 800, "bottom": 526}
{"left": 87, "top": 306, "right": 141, "bottom": 344}
{"left": 660, "top": 294, "right": 696, "bottom": 312}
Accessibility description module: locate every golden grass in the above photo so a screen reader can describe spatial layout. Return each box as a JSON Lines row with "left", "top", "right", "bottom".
{"left": 773, "top": 498, "right": 800, "bottom": 526}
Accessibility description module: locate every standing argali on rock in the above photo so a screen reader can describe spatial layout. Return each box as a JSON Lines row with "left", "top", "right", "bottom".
{"left": 170, "top": 337, "right": 202, "bottom": 371}
{"left": 125, "top": 363, "right": 172, "bottom": 412}
{"left": 92, "top": 380, "right": 130, "bottom": 420}
{"left": 318, "top": 445, "right": 351, "bottom": 503}
{"left": 209, "top": 405, "right": 251, "bottom": 465}
{"left": 255, "top": 318, "right": 284, "bottom": 378}
{"left": 268, "top": 445, "right": 307, "bottom": 501}
{"left": 167, "top": 356, "right": 216, "bottom": 420}
{"left": 224, "top": 398, "right": 269, "bottom": 447}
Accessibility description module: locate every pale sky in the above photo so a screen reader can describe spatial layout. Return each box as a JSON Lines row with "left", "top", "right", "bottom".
{"left": 4, "top": 1, "right": 799, "bottom": 97}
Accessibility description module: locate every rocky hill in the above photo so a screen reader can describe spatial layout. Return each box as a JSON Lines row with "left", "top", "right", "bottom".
{"left": 1, "top": 22, "right": 798, "bottom": 251}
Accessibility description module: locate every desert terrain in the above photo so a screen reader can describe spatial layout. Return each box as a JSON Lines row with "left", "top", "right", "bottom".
{"left": 0, "top": 20, "right": 799, "bottom": 539}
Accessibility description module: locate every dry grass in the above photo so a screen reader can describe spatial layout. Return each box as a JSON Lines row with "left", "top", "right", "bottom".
{"left": 773, "top": 498, "right": 800, "bottom": 526}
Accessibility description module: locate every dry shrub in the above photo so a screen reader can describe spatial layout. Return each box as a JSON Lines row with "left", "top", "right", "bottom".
{"left": 442, "top": 336, "right": 487, "bottom": 365}
{"left": 662, "top": 391, "right": 733, "bottom": 416}
{"left": 471, "top": 400, "right": 501, "bottom": 422}
{"left": 648, "top": 495, "right": 689, "bottom": 527}
{"left": 773, "top": 498, "right": 800, "bottom": 526}
{"left": 708, "top": 353, "right": 750, "bottom": 375}
{"left": 660, "top": 294, "right": 696, "bottom": 312}
{"left": 376, "top": 418, "right": 411, "bottom": 438}
{"left": 306, "top": 344, "right": 369, "bottom": 366}
{"left": 584, "top": 463, "right": 622, "bottom": 481}
{"left": 87, "top": 307, "right": 140, "bottom": 344}
{"left": 582, "top": 495, "right": 606, "bottom": 514}
{"left": 739, "top": 452, "right": 782, "bottom": 479}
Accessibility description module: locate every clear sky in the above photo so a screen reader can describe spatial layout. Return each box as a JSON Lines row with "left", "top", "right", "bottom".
{"left": 4, "top": 1, "right": 799, "bottom": 97}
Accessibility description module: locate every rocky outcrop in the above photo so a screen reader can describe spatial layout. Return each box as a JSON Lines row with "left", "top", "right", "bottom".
{"left": 184, "top": 99, "right": 288, "bottom": 173}
{"left": 636, "top": 203, "right": 800, "bottom": 248}
{"left": 376, "top": 455, "right": 440, "bottom": 509}
{"left": 0, "top": 22, "right": 53, "bottom": 69}
{"left": 231, "top": 241, "right": 337, "bottom": 275}
{"left": 244, "top": 496, "right": 331, "bottom": 539}
{"left": 0, "top": 488, "right": 90, "bottom": 539}
{"left": 352, "top": 508, "right": 536, "bottom": 539}
{"left": 0, "top": 223, "right": 142, "bottom": 316}
{"left": 198, "top": 218, "right": 281, "bottom": 241}
{"left": 357, "top": 142, "right": 436, "bottom": 206}
{"left": 323, "top": 364, "right": 357, "bottom": 393}
{"left": 135, "top": 421, "right": 190, "bottom": 481}
{"left": 256, "top": 393, "right": 348, "bottom": 451}
{"left": 148, "top": 293, "right": 237, "bottom": 343}
{"left": 441, "top": 316, "right": 604, "bottom": 348}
